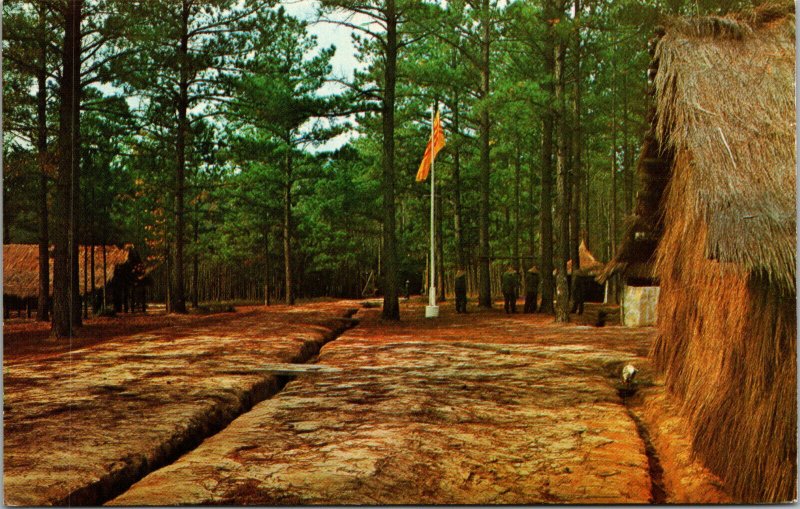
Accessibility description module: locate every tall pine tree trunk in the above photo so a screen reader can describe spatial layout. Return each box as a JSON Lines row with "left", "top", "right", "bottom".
{"left": 608, "top": 54, "right": 619, "bottom": 305}
{"left": 52, "top": 0, "right": 82, "bottom": 337}
{"left": 437, "top": 195, "right": 445, "bottom": 301}
{"left": 283, "top": 146, "right": 294, "bottom": 305}
{"left": 528, "top": 146, "right": 536, "bottom": 264}
{"left": 622, "top": 71, "right": 634, "bottom": 212}
{"left": 554, "top": 32, "right": 570, "bottom": 323}
{"left": 192, "top": 209, "right": 199, "bottom": 308}
{"left": 610, "top": 59, "right": 618, "bottom": 257}
{"left": 564, "top": 119, "right": 573, "bottom": 267}
{"left": 583, "top": 152, "right": 590, "bottom": 249}
{"left": 514, "top": 145, "right": 521, "bottom": 272}
{"left": 570, "top": 0, "right": 582, "bottom": 269}
{"left": 539, "top": 9, "right": 556, "bottom": 315}
{"left": 264, "top": 224, "right": 271, "bottom": 306}
{"left": 477, "top": 0, "right": 492, "bottom": 308}
{"left": 36, "top": 1, "right": 50, "bottom": 322}
{"left": 171, "top": 0, "right": 189, "bottom": 314}
{"left": 380, "top": 0, "right": 400, "bottom": 320}
{"left": 451, "top": 92, "right": 466, "bottom": 269}
{"left": 69, "top": 6, "right": 82, "bottom": 329}
{"left": 163, "top": 235, "right": 170, "bottom": 312}
{"left": 539, "top": 117, "right": 555, "bottom": 314}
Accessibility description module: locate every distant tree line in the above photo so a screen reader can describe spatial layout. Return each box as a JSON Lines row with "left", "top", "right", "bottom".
{"left": 3, "top": 0, "right": 758, "bottom": 335}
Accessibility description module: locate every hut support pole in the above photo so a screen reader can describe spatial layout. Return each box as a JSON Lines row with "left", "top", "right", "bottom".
{"left": 83, "top": 244, "right": 88, "bottom": 319}
{"left": 90, "top": 186, "right": 95, "bottom": 312}
{"left": 102, "top": 244, "right": 107, "bottom": 310}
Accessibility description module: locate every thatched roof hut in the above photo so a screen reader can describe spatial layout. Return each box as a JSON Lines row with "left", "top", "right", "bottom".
{"left": 610, "top": 4, "right": 796, "bottom": 502}
{"left": 3, "top": 244, "right": 145, "bottom": 299}
{"left": 567, "top": 240, "right": 604, "bottom": 277}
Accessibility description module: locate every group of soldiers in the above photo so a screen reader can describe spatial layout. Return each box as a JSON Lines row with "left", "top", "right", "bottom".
{"left": 453, "top": 265, "right": 541, "bottom": 315}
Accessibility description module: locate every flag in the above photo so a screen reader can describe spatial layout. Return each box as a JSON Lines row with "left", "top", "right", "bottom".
{"left": 415, "top": 110, "right": 446, "bottom": 182}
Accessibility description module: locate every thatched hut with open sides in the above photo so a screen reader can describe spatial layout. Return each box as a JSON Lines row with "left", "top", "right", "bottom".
{"left": 607, "top": 4, "right": 796, "bottom": 502}
{"left": 3, "top": 243, "right": 150, "bottom": 317}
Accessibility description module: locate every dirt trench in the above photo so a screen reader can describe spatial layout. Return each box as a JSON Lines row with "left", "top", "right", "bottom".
{"left": 621, "top": 387, "right": 732, "bottom": 504}
{"left": 110, "top": 305, "right": 663, "bottom": 505}
{"left": 78, "top": 310, "right": 360, "bottom": 507}
{"left": 621, "top": 393, "right": 668, "bottom": 503}
{"left": 3, "top": 304, "right": 360, "bottom": 507}
{"left": 600, "top": 356, "right": 730, "bottom": 504}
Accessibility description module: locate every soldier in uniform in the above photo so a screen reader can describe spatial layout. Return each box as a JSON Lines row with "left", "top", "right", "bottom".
{"left": 524, "top": 266, "right": 540, "bottom": 313}
{"left": 501, "top": 265, "right": 520, "bottom": 314}
{"left": 454, "top": 269, "right": 468, "bottom": 313}
{"left": 570, "top": 271, "right": 590, "bottom": 315}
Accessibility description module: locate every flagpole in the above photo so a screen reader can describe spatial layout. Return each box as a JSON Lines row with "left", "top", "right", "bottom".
{"left": 430, "top": 103, "right": 436, "bottom": 305}
{"left": 426, "top": 101, "right": 439, "bottom": 318}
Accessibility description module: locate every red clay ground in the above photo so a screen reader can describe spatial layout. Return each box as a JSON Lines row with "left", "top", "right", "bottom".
{"left": 4, "top": 298, "right": 730, "bottom": 505}
{"left": 3, "top": 302, "right": 358, "bottom": 506}
{"left": 111, "top": 298, "right": 728, "bottom": 505}
{"left": 4, "top": 307, "right": 237, "bottom": 363}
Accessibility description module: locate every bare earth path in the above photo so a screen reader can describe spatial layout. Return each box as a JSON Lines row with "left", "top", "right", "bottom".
{"left": 108, "top": 300, "right": 718, "bottom": 505}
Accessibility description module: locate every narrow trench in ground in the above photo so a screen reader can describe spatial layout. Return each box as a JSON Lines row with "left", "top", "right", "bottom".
{"left": 74, "top": 309, "right": 359, "bottom": 507}
{"left": 620, "top": 390, "right": 667, "bottom": 504}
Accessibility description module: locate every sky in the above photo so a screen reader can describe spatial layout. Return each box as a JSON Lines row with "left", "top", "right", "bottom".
{"left": 277, "top": 0, "right": 366, "bottom": 151}
{"left": 280, "top": 0, "right": 362, "bottom": 85}
{"left": 92, "top": 1, "right": 364, "bottom": 152}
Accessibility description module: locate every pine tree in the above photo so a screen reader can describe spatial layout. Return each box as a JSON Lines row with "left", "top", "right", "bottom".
{"left": 116, "top": 0, "right": 269, "bottom": 313}
{"left": 227, "top": 7, "right": 340, "bottom": 305}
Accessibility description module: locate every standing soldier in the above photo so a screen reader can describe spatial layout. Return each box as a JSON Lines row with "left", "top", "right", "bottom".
{"left": 454, "top": 269, "right": 468, "bottom": 313}
{"left": 570, "top": 271, "right": 589, "bottom": 315}
{"left": 524, "top": 266, "right": 540, "bottom": 313}
{"left": 501, "top": 265, "right": 520, "bottom": 314}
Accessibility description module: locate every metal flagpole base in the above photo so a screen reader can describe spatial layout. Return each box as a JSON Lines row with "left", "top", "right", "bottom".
{"left": 426, "top": 286, "right": 439, "bottom": 318}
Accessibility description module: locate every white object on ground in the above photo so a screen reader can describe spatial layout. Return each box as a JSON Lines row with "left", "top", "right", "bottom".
{"left": 621, "top": 364, "right": 638, "bottom": 385}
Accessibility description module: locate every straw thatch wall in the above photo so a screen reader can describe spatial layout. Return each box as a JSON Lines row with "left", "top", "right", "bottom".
{"left": 3, "top": 244, "right": 139, "bottom": 299}
{"left": 641, "top": 4, "right": 796, "bottom": 502}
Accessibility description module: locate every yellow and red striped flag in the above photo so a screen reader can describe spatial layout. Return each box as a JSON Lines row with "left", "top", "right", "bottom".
{"left": 415, "top": 110, "right": 446, "bottom": 182}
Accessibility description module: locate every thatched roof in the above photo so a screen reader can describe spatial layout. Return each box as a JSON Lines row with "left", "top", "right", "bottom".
{"left": 3, "top": 244, "right": 142, "bottom": 299}
{"left": 567, "top": 240, "right": 605, "bottom": 276}
{"left": 607, "top": 3, "right": 796, "bottom": 292}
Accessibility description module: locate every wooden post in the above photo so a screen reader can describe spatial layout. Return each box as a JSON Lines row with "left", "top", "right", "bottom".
{"left": 102, "top": 244, "right": 108, "bottom": 310}
{"left": 90, "top": 187, "right": 95, "bottom": 312}
{"left": 83, "top": 244, "right": 88, "bottom": 318}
